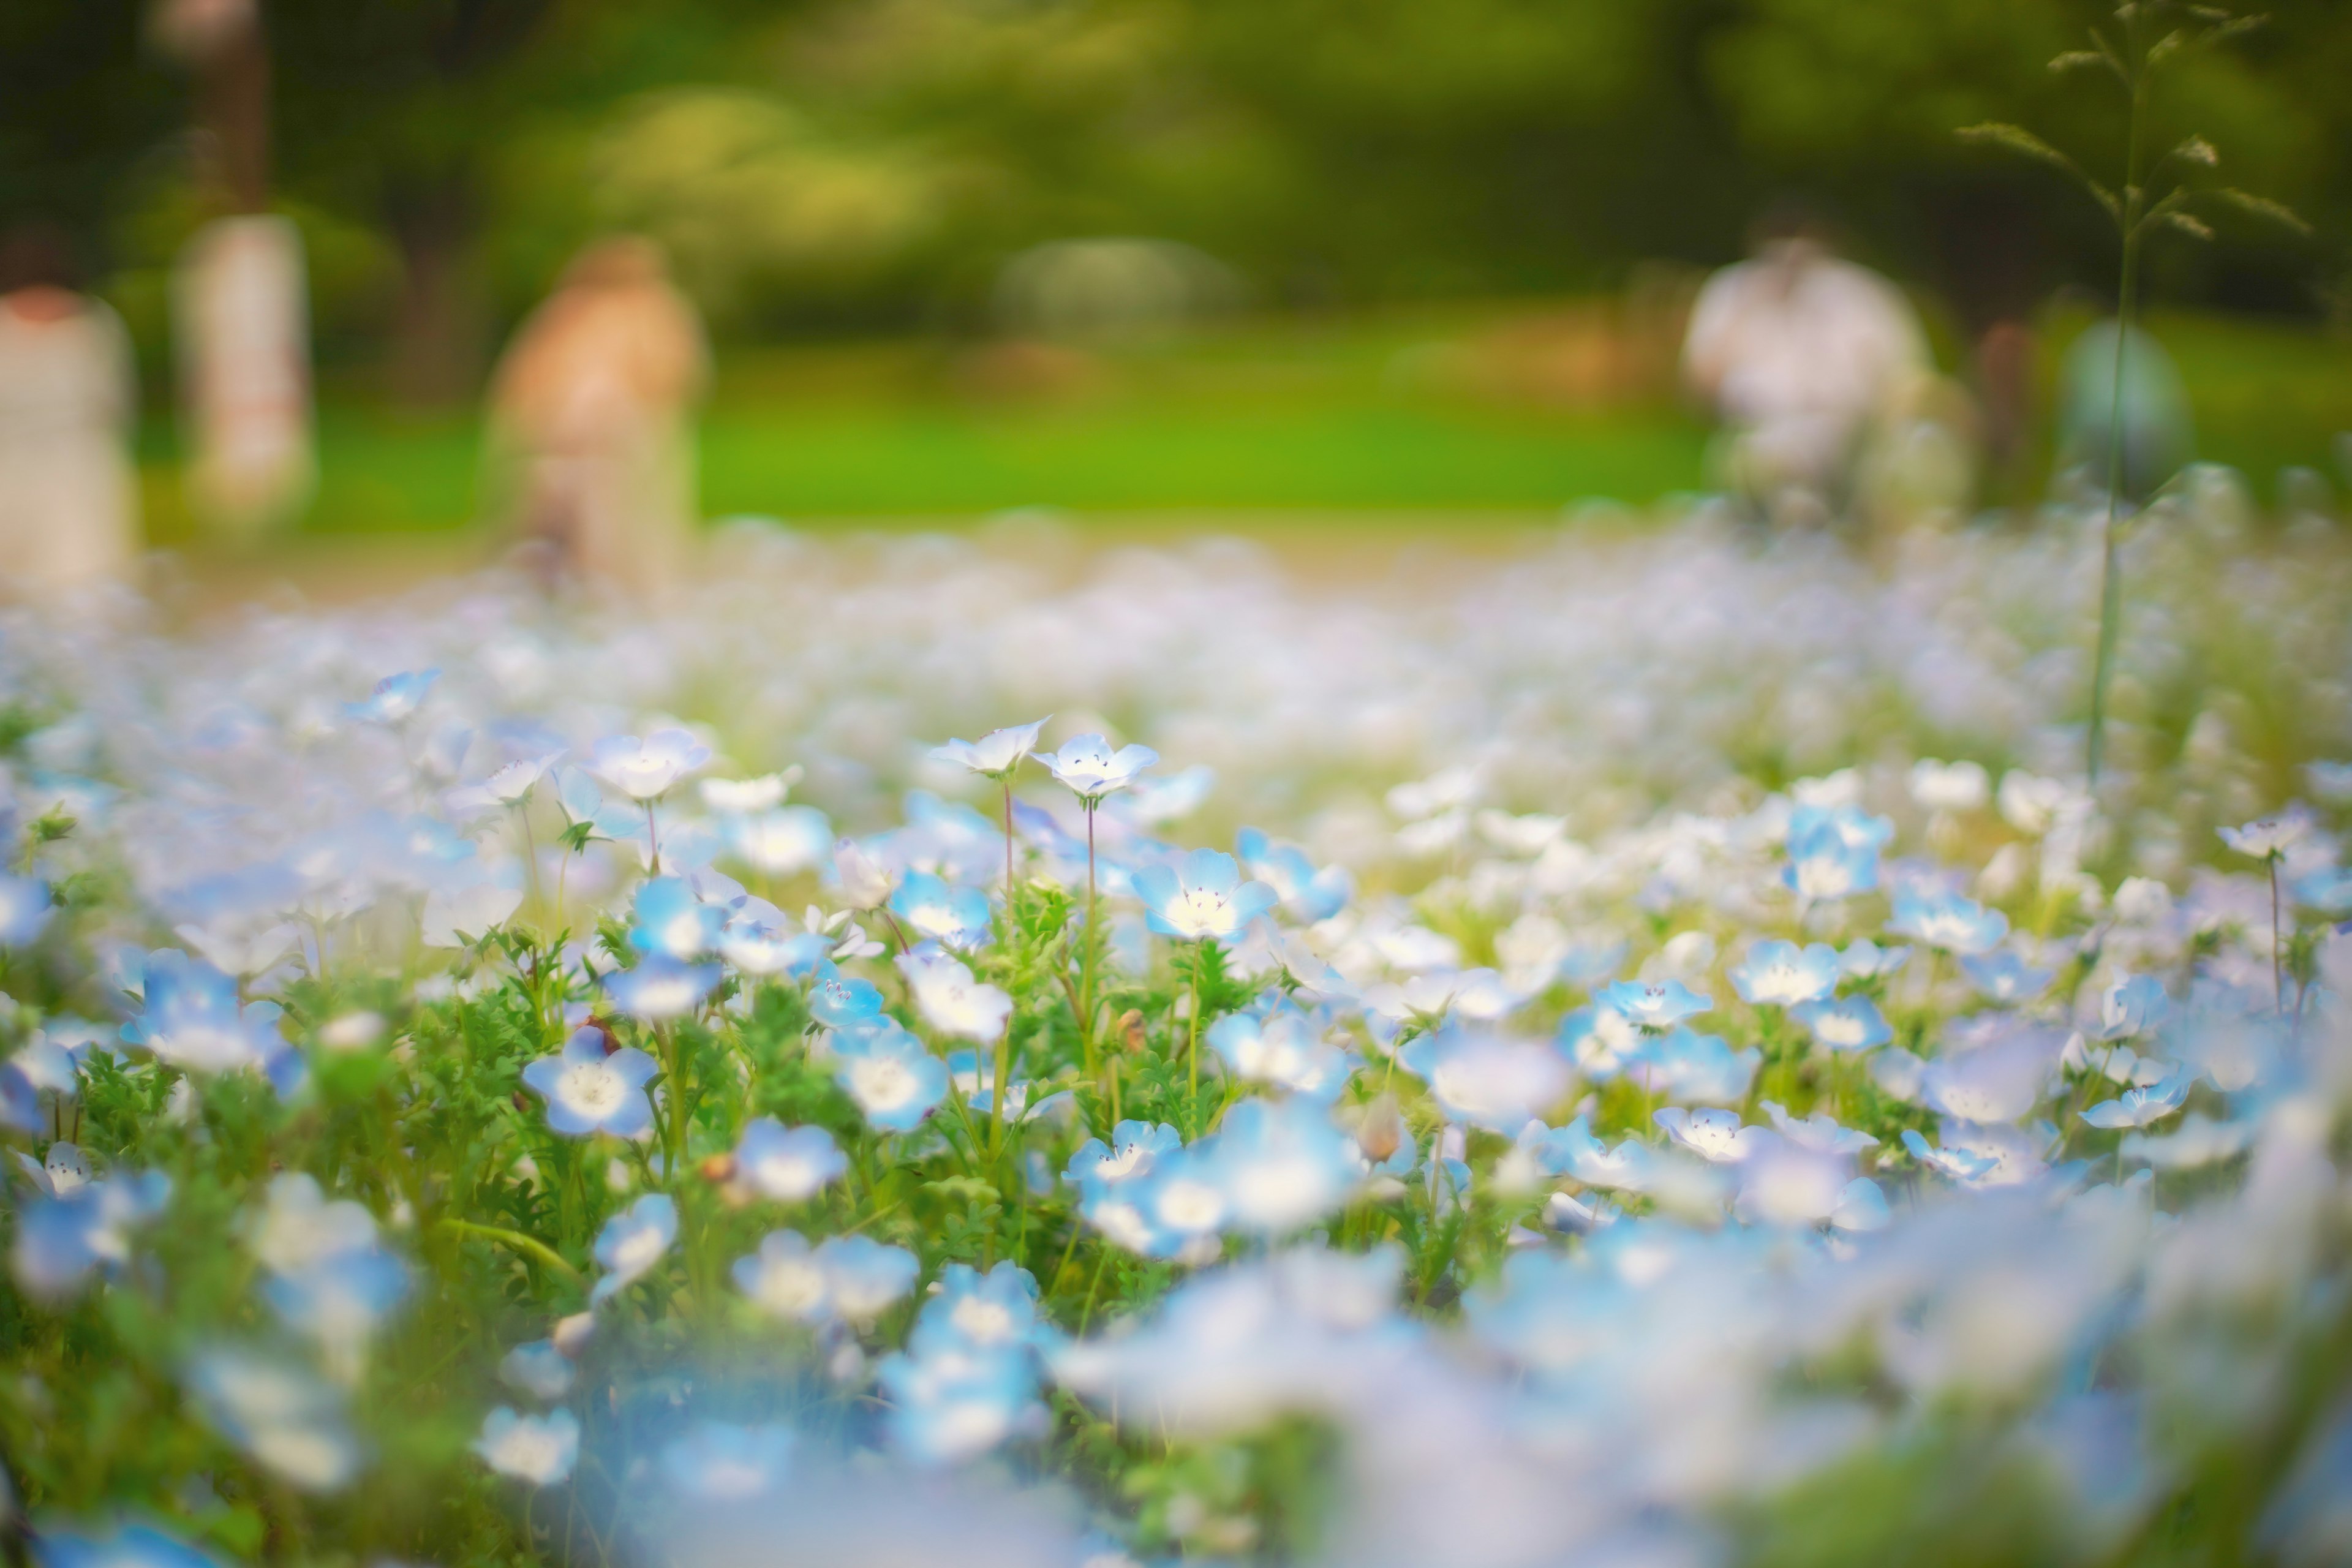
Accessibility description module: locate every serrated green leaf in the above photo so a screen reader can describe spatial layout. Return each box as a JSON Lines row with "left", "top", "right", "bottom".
{"left": 2213, "top": 186, "right": 2311, "bottom": 235}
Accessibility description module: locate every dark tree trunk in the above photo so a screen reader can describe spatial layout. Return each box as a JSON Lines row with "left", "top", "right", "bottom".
{"left": 386, "top": 182, "right": 484, "bottom": 408}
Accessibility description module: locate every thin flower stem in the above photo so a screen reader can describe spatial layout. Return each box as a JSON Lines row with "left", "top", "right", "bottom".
{"left": 1185, "top": 950, "right": 1204, "bottom": 1122}
{"left": 644, "top": 801, "right": 662, "bottom": 876}
{"left": 2269, "top": 854, "right": 2285, "bottom": 1015}
{"left": 2087, "top": 13, "right": 2149, "bottom": 786}
{"left": 991, "top": 1014, "right": 1014, "bottom": 1159}
{"left": 1080, "top": 801, "right": 1099, "bottom": 1079}
{"left": 1002, "top": 778, "right": 1016, "bottom": 897}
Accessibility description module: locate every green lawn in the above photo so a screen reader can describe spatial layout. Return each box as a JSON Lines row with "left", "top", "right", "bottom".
{"left": 132, "top": 302, "right": 2348, "bottom": 541}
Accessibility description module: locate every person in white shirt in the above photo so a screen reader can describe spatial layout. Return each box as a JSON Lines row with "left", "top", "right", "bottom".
{"left": 1683, "top": 213, "right": 1930, "bottom": 524}
{"left": 0, "top": 225, "right": 140, "bottom": 597}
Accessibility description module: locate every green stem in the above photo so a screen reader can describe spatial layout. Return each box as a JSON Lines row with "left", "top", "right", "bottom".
{"left": 1079, "top": 801, "right": 1099, "bottom": 1080}
{"left": 991, "top": 1014, "right": 1014, "bottom": 1159}
{"left": 2087, "top": 17, "right": 2149, "bottom": 787}
{"left": 437, "top": 1218, "right": 582, "bottom": 1283}
{"left": 1185, "top": 949, "right": 1204, "bottom": 1127}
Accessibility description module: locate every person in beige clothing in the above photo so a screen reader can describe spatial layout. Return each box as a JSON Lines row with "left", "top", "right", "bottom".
{"left": 487, "top": 237, "right": 709, "bottom": 594}
{"left": 0, "top": 226, "right": 140, "bottom": 597}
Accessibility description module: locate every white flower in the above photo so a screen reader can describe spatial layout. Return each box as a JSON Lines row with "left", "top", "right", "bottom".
{"left": 932, "top": 718, "right": 1050, "bottom": 779}
{"left": 897, "top": 946, "right": 1014, "bottom": 1041}
{"left": 2218, "top": 807, "right": 2314, "bottom": 860}
{"left": 1038, "top": 734, "right": 1158, "bottom": 799}
{"left": 587, "top": 728, "right": 711, "bottom": 802}
{"left": 1909, "top": 758, "right": 1989, "bottom": 812}
{"left": 473, "top": 1406, "right": 580, "bottom": 1487}
{"left": 701, "top": 769, "right": 800, "bottom": 813}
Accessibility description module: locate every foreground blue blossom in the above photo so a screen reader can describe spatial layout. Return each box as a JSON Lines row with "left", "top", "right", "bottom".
{"left": 602, "top": 954, "right": 721, "bottom": 1020}
{"left": 119, "top": 951, "right": 292, "bottom": 1080}
{"left": 831, "top": 1020, "right": 949, "bottom": 1132}
{"left": 590, "top": 1193, "right": 678, "bottom": 1305}
{"left": 523, "top": 1028, "right": 658, "bottom": 1139}
{"left": 0, "top": 872, "right": 53, "bottom": 946}
{"left": 1595, "top": 977, "right": 1713, "bottom": 1030}
{"left": 1132, "top": 848, "right": 1278, "bottom": 941}
{"left": 473, "top": 1406, "right": 580, "bottom": 1486}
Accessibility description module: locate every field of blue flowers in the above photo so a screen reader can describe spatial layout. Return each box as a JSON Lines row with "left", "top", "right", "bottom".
{"left": 6, "top": 488, "right": 2352, "bottom": 1568}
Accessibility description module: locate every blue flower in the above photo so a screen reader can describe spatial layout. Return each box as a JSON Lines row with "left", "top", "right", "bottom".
{"left": 499, "top": 1339, "right": 575, "bottom": 1400}
{"left": 1789, "top": 801, "right": 1895, "bottom": 854}
{"left": 186, "top": 1348, "right": 361, "bottom": 1491}
{"left": 344, "top": 668, "right": 438, "bottom": 725}
{"left": 913, "top": 1261, "right": 1044, "bottom": 1357}
{"left": 1206, "top": 1096, "right": 1360, "bottom": 1234}
{"left": 1961, "top": 949, "right": 2054, "bottom": 1003}
{"left": 718, "top": 905, "right": 832, "bottom": 978}
{"left": 630, "top": 877, "right": 723, "bottom": 959}
{"left": 808, "top": 960, "right": 886, "bottom": 1029}
{"left": 896, "top": 944, "right": 1014, "bottom": 1041}
{"left": 1594, "top": 977, "right": 1714, "bottom": 1030}
{"left": 831, "top": 1019, "right": 948, "bottom": 1133}
{"left": 1626, "top": 1027, "right": 1759, "bottom": 1105}
{"left": 473, "top": 1406, "right": 579, "bottom": 1486}
{"left": 1782, "top": 810, "right": 1883, "bottom": 900}
{"left": 2098, "top": 974, "right": 2169, "bottom": 1039}
{"left": 1396, "top": 1023, "right": 1570, "bottom": 1131}
{"left": 10, "top": 1170, "right": 171, "bottom": 1302}
{"left": 1901, "top": 1128, "right": 2000, "bottom": 1185}
{"left": 812, "top": 1234, "right": 919, "bottom": 1321}
{"left": 590, "top": 1193, "right": 677, "bottom": 1306}
{"left": 878, "top": 1341, "right": 1042, "bottom": 1466}
{"left": 2082, "top": 1069, "right": 2193, "bottom": 1130}
{"left": 2217, "top": 809, "right": 2313, "bottom": 860}
{"left": 733, "top": 1230, "right": 829, "bottom": 1321}
{"left": 1235, "top": 828, "right": 1353, "bottom": 923}
{"left": 930, "top": 717, "right": 1050, "bottom": 780}
{"left": 1555, "top": 1003, "right": 1643, "bottom": 1079}
{"left": 30, "top": 1521, "right": 224, "bottom": 1568}
{"left": 732, "top": 1117, "right": 845, "bottom": 1202}
{"left": 1066, "top": 1120, "right": 1183, "bottom": 1189}
{"left": 1206, "top": 1006, "right": 1351, "bottom": 1099}
{"left": 1789, "top": 993, "right": 1893, "bottom": 1053}
{"left": 659, "top": 1420, "right": 796, "bottom": 1499}
{"left": 1839, "top": 940, "right": 1911, "bottom": 979}
{"left": 890, "top": 871, "right": 993, "bottom": 951}
{"left": 1132, "top": 848, "right": 1278, "bottom": 942}
{"left": 727, "top": 805, "right": 834, "bottom": 877}
{"left": 1887, "top": 888, "right": 2010, "bottom": 955}
{"left": 0, "top": 872, "right": 53, "bottom": 946}
{"left": 1653, "top": 1106, "right": 1765, "bottom": 1163}
{"left": 601, "top": 955, "right": 720, "bottom": 1022}
{"left": 522, "top": 1028, "right": 659, "bottom": 1139}
{"left": 1038, "top": 734, "right": 1158, "bottom": 800}
{"left": 121, "top": 950, "right": 290, "bottom": 1077}
{"left": 1728, "top": 940, "right": 1841, "bottom": 1006}
{"left": 1526, "top": 1116, "right": 1654, "bottom": 1191}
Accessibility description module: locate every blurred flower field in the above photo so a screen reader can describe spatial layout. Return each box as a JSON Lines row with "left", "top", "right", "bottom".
{"left": 6, "top": 488, "right": 2352, "bottom": 1568}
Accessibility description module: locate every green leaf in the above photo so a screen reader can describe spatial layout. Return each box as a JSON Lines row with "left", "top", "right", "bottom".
{"left": 2212, "top": 186, "right": 2312, "bottom": 235}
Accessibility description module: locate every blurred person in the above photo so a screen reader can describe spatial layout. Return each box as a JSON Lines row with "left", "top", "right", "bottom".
{"left": 175, "top": 216, "right": 315, "bottom": 540}
{"left": 487, "top": 238, "right": 707, "bottom": 594}
{"left": 1682, "top": 208, "right": 1932, "bottom": 526}
{"left": 0, "top": 224, "right": 141, "bottom": 597}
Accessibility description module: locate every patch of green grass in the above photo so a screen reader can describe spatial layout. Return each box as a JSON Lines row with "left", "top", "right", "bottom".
{"left": 129, "top": 303, "right": 2348, "bottom": 537}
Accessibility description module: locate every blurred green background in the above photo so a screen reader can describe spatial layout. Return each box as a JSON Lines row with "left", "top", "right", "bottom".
{"left": 13, "top": 0, "right": 2352, "bottom": 537}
